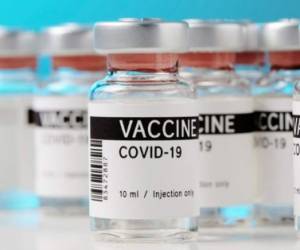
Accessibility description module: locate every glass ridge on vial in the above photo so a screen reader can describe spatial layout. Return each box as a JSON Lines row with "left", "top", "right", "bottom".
{"left": 89, "top": 19, "right": 200, "bottom": 240}
{"left": 255, "top": 20, "right": 298, "bottom": 226}
{"left": 0, "top": 28, "right": 38, "bottom": 210}
{"left": 34, "top": 24, "right": 106, "bottom": 215}
{"left": 180, "top": 20, "right": 256, "bottom": 230}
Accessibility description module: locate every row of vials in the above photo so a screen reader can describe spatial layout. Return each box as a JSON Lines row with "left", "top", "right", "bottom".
{"left": 0, "top": 18, "right": 300, "bottom": 240}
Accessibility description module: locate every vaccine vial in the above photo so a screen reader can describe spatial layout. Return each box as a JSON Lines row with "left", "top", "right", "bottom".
{"left": 0, "top": 28, "right": 38, "bottom": 209}
{"left": 255, "top": 20, "right": 297, "bottom": 226}
{"left": 234, "top": 22, "right": 266, "bottom": 88}
{"left": 255, "top": 20, "right": 298, "bottom": 225}
{"left": 89, "top": 19, "right": 199, "bottom": 239}
{"left": 294, "top": 68, "right": 300, "bottom": 231}
{"left": 180, "top": 20, "right": 256, "bottom": 228}
{"left": 34, "top": 24, "right": 106, "bottom": 215}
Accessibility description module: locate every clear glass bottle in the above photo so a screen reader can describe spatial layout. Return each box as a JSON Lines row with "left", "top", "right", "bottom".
{"left": 89, "top": 19, "right": 199, "bottom": 240}
{"left": 180, "top": 20, "right": 256, "bottom": 229}
{"left": 34, "top": 24, "right": 106, "bottom": 215}
{"left": 255, "top": 20, "right": 299, "bottom": 226}
{"left": 293, "top": 66, "right": 300, "bottom": 232}
{"left": 234, "top": 22, "right": 266, "bottom": 89}
{"left": 0, "top": 28, "right": 39, "bottom": 210}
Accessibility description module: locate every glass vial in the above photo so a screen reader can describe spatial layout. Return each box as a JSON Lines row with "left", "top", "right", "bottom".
{"left": 180, "top": 20, "right": 256, "bottom": 228}
{"left": 294, "top": 72, "right": 300, "bottom": 232}
{"left": 34, "top": 24, "right": 106, "bottom": 215}
{"left": 89, "top": 19, "right": 199, "bottom": 240}
{"left": 0, "top": 29, "right": 38, "bottom": 209}
{"left": 255, "top": 20, "right": 299, "bottom": 226}
{"left": 234, "top": 22, "right": 266, "bottom": 88}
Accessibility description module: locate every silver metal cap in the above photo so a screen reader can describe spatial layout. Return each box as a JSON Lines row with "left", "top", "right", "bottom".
{"left": 239, "top": 22, "right": 262, "bottom": 51}
{"left": 119, "top": 17, "right": 162, "bottom": 23}
{"left": 40, "top": 23, "right": 94, "bottom": 55}
{"left": 94, "top": 19, "right": 188, "bottom": 54}
{"left": 184, "top": 19, "right": 244, "bottom": 52}
{"left": 0, "top": 27, "right": 37, "bottom": 56}
{"left": 262, "top": 19, "right": 300, "bottom": 51}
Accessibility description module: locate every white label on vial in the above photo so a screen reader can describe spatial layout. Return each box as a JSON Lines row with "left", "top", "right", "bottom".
{"left": 293, "top": 101, "right": 300, "bottom": 215}
{"left": 197, "top": 96, "right": 256, "bottom": 207}
{"left": 89, "top": 101, "right": 200, "bottom": 219}
{"left": 255, "top": 97, "right": 292, "bottom": 205}
{"left": 34, "top": 96, "right": 88, "bottom": 198}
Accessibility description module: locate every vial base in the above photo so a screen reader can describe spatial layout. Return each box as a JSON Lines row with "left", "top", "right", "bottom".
{"left": 91, "top": 217, "right": 197, "bottom": 241}
{"left": 198, "top": 205, "right": 253, "bottom": 227}
{"left": 255, "top": 204, "right": 293, "bottom": 226}
{"left": 39, "top": 197, "right": 88, "bottom": 216}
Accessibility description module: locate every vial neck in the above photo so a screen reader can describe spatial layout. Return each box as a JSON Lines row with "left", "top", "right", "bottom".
{"left": 53, "top": 67, "right": 105, "bottom": 85}
{"left": 53, "top": 55, "right": 106, "bottom": 72}
{"left": 106, "top": 53, "right": 179, "bottom": 83}
{"left": 0, "top": 56, "right": 36, "bottom": 70}
{"left": 235, "top": 51, "right": 265, "bottom": 66}
{"left": 179, "top": 52, "right": 235, "bottom": 70}
{"left": 269, "top": 51, "right": 300, "bottom": 70}
{"left": 269, "top": 68, "right": 300, "bottom": 79}
{"left": 0, "top": 65, "right": 36, "bottom": 82}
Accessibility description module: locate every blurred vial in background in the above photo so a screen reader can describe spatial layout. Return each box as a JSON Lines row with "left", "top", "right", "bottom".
{"left": 89, "top": 19, "right": 199, "bottom": 239}
{"left": 180, "top": 20, "right": 256, "bottom": 229}
{"left": 0, "top": 28, "right": 38, "bottom": 210}
{"left": 255, "top": 20, "right": 299, "bottom": 226}
{"left": 293, "top": 47, "right": 300, "bottom": 232}
{"left": 34, "top": 23, "right": 106, "bottom": 215}
{"left": 234, "top": 21, "right": 267, "bottom": 88}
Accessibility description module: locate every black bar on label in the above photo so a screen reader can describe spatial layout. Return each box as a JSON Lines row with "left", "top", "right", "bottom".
{"left": 254, "top": 111, "right": 292, "bottom": 132}
{"left": 90, "top": 116, "right": 199, "bottom": 140}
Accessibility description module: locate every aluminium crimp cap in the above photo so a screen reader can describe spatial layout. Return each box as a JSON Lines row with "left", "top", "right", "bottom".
{"left": 40, "top": 23, "right": 94, "bottom": 55}
{"left": 94, "top": 18, "right": 188, "bottom": 54}
{"left": 184, "top": 19, "right": 245, "bottom": 52}
{"left": 0, "top": 27, "right": 37, "bottom": 56}
{"left": 262, "top": 19, "right": 300, "bottom": 51}
{"left": 238, "top": 21, "right": 262, "bottom": 51}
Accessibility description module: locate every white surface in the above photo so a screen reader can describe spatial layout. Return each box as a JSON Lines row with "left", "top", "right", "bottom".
{"left": 0, "top": 211, "right": 300, "bottom": 250}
